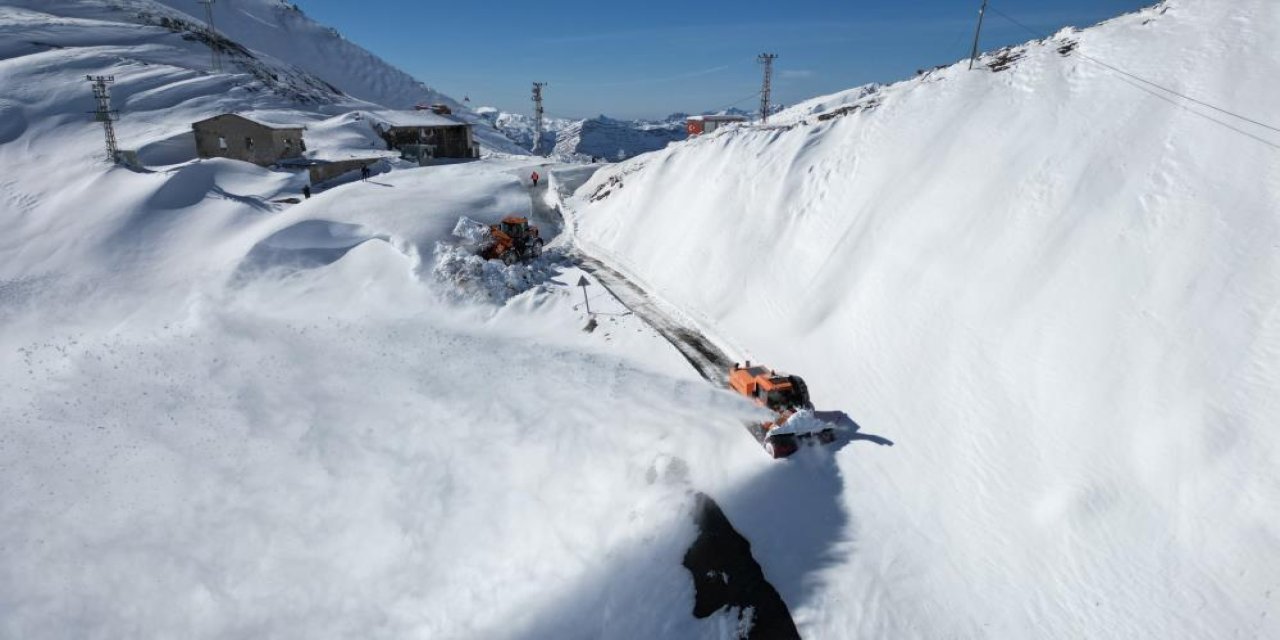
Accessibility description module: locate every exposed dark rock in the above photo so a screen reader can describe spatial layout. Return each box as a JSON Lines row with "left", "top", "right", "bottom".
{"left": 683, "top": 493, "right": 800, "bottom": 639}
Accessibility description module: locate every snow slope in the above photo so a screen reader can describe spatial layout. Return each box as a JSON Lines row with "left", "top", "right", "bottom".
{"left": 0, "top": 3, "right": 796, "bottom": 638}
{"left": 0, "top": 145, "right": 783, "bottom": 638}
{"left": 572, "top": 0, "right": 1280, "bottom": 637}
{"left": 147, "top": 0, "right": 527, "bottom": 154}
{"left": 153, "top": 0, "right": 450, "bottom": 110}
{"left": 0, "top": 0, "right": 526, "bottom": 157}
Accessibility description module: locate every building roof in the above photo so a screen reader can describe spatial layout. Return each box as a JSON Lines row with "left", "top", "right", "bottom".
{"left": 687, "top": 114, "right": 750, "bottom": 122}
{"left": 193, "top": 112, "right": 306, "bottom": 131}
{"left": 362, "top": 110, "right": 467, "bottom": 129}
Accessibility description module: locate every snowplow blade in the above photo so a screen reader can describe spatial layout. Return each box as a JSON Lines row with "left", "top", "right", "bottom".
{"left": 745, "top": 409, "right": 840, "bottom": 458}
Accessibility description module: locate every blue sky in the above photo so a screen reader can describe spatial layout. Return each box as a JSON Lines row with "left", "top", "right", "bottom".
{"left": 294, "top": 0, "right": 1153, "bottom": 120}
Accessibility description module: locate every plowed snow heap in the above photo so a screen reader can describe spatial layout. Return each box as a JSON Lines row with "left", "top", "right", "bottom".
{"left": 728, "top": 362, "right": 835, "bottom": 458}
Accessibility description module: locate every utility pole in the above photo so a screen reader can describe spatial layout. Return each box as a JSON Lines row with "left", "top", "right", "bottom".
{"left": 199, "top": 0, "right": 222, "bottom": 72}
{"left": 577, "top": 275, "right": 592, "bottom": 315}
{"left": 87, "top": 75, "right": 120, "bottom": 163}
{"left": 531, "top": 82, "right": 546, "bottom": 155}
{"left": 757, "top": 53, "right": 777, "bottom": 123}
{"left": 969, "top": 0, "right": 989, "bottom": 70}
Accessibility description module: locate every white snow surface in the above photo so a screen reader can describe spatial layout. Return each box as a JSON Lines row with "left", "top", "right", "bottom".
{"left": 0, "top": 149, "right": 776, "bottom": 637}
{"left": 0, "top": 3, "right": 795, "bottom": 639}
{"left": 572, "top": 1, "right": 1280, "bottom": 637}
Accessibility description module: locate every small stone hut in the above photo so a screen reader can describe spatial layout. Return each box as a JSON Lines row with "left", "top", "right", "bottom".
{"left": 192, "top": 113, "right": 306, "bottom": 165}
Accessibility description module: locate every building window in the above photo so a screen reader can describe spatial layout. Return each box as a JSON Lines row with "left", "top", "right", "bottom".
{"left": 245, "top": 136, "right": 255, "bottom": 151}
{"left": 218, "top": 136, "right": 227, "bottom": 150}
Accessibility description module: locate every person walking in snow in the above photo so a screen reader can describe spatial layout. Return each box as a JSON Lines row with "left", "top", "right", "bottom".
{"left": 531, "top": 170, "right": 540, "bottom": 187}
{"left": 302, "top": 185, "right": 311, "bottom": 199}
{"left": 361, "top": 164, "right": 371, "bottom": 181}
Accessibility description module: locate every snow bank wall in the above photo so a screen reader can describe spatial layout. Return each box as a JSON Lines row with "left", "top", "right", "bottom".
{"left": 574, "top": 1, "right": 1280, "bottom": 637}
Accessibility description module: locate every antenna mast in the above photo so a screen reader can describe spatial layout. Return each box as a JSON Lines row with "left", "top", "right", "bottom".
{"left": 757, "top": 53, "right": 778, "bottom": 123}
{"left": 199, "top": 0, "right": 222, "bottom": 72}
{"left": 531, "top": 82, "right": 546, "bottom": 155}
{"left": 87, "top": 75, "right": 120, "bottom": 162}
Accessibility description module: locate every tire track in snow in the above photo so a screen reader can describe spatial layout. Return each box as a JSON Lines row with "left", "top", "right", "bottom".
{"left": 529, "top": 169, "right": 737, "bottom": 385}
{"left": 531, "top": 168, "right": 800, "bottom": 640}
{"left": 576, "top": 254, "right": 734, "bottom": 386}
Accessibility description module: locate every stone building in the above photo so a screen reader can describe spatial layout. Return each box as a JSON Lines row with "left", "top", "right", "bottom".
{"left": 192, "top": 113, "right": 306, "bottom": 165}
{"left": 365, "top": 111, "right": 476, "bottom": 159}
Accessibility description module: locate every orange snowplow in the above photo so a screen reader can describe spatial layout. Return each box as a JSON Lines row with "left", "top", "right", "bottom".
{"left": 482, "top": 216, "right": 543, "bottom": 265}
{"left": 728, "top": 362, "right": 835, "bottom": 458}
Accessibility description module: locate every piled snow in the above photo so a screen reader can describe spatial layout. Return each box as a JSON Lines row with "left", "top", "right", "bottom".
{"left": 431, "top": 217, "right": 561, "bottom": 305}
{"left": 572, "top": 0, "right": 1280, "bottom": 637}
{"left": 770, "top": 409, "right": 830, "bottom": 437}
{"left": 295, "top": 111, "right": 398, "bottom": 162}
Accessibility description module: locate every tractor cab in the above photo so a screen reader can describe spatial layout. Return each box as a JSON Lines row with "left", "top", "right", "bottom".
{"left": 498, "top": 216, "right": 530, "bottom": 239}
{"left": 761, "top": 377, "right": 809, "bottom": 412}
{"left": 729, "top": 363, "right": 814, "bottom": 413}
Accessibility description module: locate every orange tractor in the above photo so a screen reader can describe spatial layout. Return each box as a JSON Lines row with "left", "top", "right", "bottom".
{"left": 728, "top": 362, "right": 835, "bottom": 458}
{"left": 482, "top": 216, "right": 543, "bottom": 265}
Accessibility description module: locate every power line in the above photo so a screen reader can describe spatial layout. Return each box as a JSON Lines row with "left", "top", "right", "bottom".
{"left": 1111, "top": 75, "right": 1280, "bottom": 151}
{"left": 987, "top": 5, "right": 1280, "bottom": 137}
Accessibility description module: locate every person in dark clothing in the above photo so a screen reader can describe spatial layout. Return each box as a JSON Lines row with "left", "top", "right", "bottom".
{"left": 302, "top": 185, "right": 311, "bottom": 199}
{"left": 361, "top": 165, "right": 371, "bottom": 181}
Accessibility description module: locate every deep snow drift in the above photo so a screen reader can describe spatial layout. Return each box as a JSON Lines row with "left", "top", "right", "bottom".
{"left": 0, "top": 145, "right": 789, "bottom": 637}
{"left": 0, "top": 2, "right": 798, "bottom": 638}
{"left": 572, "top": 0, "right": 1280, "bottom": 637}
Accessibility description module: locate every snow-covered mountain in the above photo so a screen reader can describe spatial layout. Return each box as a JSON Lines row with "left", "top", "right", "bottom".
{"left": 552, "top": 115, "right": 686, "bottom": 161}
{"left": 479, "top": 108, "right": 688, "bottom": 161}
{"left": 0, "top": 0, "right": 526, "bottom": 156}
{"left": 570, "top": 0, "right": 1280, "bottom": 637}
{"left": 152, "top": 0, "right": 453, "bottom": 110}
{"left": 475, "top": 106, "right": 574, "bottom": 155}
